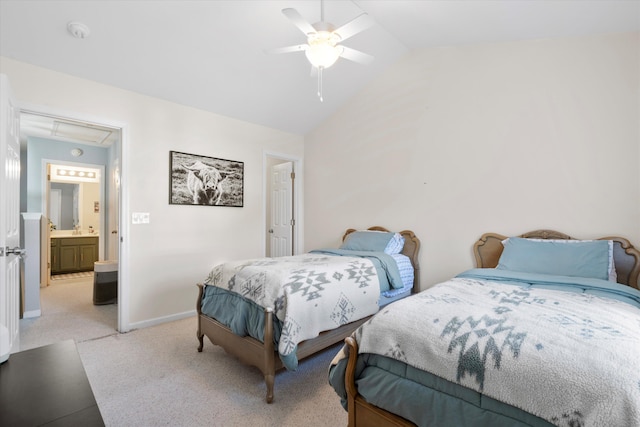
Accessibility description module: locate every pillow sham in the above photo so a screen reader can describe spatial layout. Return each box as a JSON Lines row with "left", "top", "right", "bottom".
{"left": 340, "top": 231, "right": 394, "bottom": 252}
{"left": 527, "top": 238, "right": 616, "bottom": 282}
{"left": 502, "top": 238, "right": 617, "bottom": 282}
{"left": 497, "top": 237, "right": 610, "bottom": 280}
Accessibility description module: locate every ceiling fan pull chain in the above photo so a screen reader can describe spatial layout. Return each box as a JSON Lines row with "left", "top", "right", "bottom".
{"left": 318, "top": 67, "right": 324, "bottom": 102}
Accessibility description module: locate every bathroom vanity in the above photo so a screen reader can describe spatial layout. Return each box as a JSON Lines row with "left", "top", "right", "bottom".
{"left": 51, "top": 235, "right": 99, "bottom": 274}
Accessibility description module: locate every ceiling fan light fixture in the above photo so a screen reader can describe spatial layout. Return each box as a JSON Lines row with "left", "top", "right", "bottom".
{"left": 305, "top": 31, "right": 342, "bottom": 69}
{"left": 273, "top": 3, "right": 375, "bottom": 101}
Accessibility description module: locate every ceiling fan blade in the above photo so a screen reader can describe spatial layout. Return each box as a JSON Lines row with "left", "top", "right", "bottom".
{"left": 339, "top": 46, "right": 374, "bottom": 65}
{"left": 266, "top": 44, "right": 308, "bottom": 55}
{"left": 282, "top": 8, "right": 317, "bottom": 36}
{"left": 333, "top": 13, "right": 375, "bottom": 41}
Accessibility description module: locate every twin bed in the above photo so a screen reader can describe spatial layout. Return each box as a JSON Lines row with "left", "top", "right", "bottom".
{"left": 196, "top": 226, "right": 420, "bottom": 403}
{"left": 329, "top": 230, "right": 640, "bottom": 426}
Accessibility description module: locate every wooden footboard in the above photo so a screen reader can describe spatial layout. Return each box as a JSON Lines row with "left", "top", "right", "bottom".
{"left": 196, "top": 283, "right": 370, "bottom": 403}
{"left": 344, "top": 336, "right": 416, "bottom": 427}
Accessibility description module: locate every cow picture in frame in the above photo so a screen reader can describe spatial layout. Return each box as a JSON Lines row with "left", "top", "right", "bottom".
{"left": 169, "top": 151, "right": 244, "bottom": 207}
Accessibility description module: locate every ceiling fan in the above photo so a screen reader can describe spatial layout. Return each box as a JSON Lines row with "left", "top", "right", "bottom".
{"left": 269, "top": 0, "right": 375, "bottom": 101}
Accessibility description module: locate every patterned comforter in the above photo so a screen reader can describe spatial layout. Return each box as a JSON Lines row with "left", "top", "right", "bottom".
{"left": 204, "top": 252, "right": 399, "bottom": 370}
{"left": 346, "top": 269, "right": 640, "bottom": 426}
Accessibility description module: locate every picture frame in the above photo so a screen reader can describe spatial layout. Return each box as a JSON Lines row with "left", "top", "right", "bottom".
{"left": 169, "top": 151, "right": 244, "bottom": 207}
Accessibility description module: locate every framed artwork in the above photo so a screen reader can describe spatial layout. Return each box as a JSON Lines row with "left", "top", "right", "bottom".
{"left": 169, "top": 151, "right": 244, "bottom": 207}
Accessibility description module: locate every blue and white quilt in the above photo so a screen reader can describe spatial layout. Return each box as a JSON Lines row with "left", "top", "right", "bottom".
{"left": 353, "top": 269, "right": 640, "bottom": 427}
{"left": 205, "top": 253, "right": 383, "bottom": 369}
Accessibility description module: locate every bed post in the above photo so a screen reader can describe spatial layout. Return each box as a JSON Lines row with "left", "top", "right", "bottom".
{"left": 345, "top": 336, "right": 359, "bottom": 426}
{"left": 264, "top": 307, "right": 276, "bottom": 403}
{"left": 196, "top": 284, "right": 204, "bottom": 352}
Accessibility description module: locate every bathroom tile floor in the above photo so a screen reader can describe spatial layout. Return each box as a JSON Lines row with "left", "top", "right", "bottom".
{"left": 51, "top": 271, "right": 94, "bottom": 281}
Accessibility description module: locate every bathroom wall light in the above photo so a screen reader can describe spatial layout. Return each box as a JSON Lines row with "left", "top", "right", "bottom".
{"left": 70, "top": 148, "right": 84, "bottom": 157}
{"left": 51, "top": 164, "right": 99, "bottom": 183}
{"left": 56, "top": 169, "right": 96, "bottom": 178}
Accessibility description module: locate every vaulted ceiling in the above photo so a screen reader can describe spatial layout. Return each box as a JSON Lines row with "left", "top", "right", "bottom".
{"left": 1, "top": 1, "right": 638, "bottom": 136}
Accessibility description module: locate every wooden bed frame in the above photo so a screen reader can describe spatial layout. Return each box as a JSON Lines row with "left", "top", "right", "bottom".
{"left": 196, "top": 226, "right": 421, "bottom": 403}
{"left": 343, "top": 229, "right": 640, "bottom": 427}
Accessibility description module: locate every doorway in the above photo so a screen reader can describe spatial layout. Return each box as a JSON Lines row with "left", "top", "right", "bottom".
{"left": 19, "top": 109, "right": 126, "bottom": 333}
{"left": 264, "top": 152, "right": 302, "bottom": 257}
{"left": 45, "top": 162, "right": 104, "bottom": 284}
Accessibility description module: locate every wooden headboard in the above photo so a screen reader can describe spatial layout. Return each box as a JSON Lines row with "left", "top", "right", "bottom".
{"left": 343, "top": 226, "right": 421, "bottom": 291}
{"left": 473, "top": 229, "right": 640, "bottom": 290}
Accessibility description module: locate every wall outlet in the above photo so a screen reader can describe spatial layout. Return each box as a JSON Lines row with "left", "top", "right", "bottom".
{"left": 132, "top": 212, "right": 150, "bottom": 224}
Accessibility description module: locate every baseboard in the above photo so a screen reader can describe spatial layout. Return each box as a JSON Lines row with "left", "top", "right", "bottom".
{"left": 127, "top": 309, "right": 196, "bottom": 330}
{"left": 22, "top": 309, "right": 41, "bottom": 319}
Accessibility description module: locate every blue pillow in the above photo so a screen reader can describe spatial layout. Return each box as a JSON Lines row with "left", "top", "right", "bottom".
{"left": 384, "top": 233, "right": 405, "bottom": 255}
{"left": 340, "top": 231, "right": 393, "bottom": 252}
{"left": 497, "top": 237, "right": 610, "bottom": 280}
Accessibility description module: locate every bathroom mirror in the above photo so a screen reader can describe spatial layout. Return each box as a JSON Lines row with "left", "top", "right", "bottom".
{"left": 49, "top": 181, "right": 100, "bottom": 232}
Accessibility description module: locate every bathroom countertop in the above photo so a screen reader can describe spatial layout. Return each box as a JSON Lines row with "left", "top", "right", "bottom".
{"left": 51, "top": 232, "right": 99, "bottom": 238}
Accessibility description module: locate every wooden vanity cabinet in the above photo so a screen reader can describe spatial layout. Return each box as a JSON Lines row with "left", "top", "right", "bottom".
{"left": 79, "top": 243, "right": 98, "bottom": 270}
{"left": 50, "top": 239, "right": 60, "bottom": 273}
{"left": 51, "top": 236, "right": 98, "bottom": 274}
{"left": 59, "top": 245, "right": 78, "bottom": 272}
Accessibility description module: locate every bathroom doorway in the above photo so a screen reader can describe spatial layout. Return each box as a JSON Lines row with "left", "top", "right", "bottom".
{"left": 46, "top": 162, "right": 105, "bottom": 284}
{"left": 19, "top": 109, "right": 124, "bottom": 334}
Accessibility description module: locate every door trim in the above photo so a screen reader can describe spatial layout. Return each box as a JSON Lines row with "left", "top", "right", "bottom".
{"left": 19, "top": 102, "right": 130, "bottom": 333}
{"left": 262, "top": 151, "right": 303, "bottom": 257}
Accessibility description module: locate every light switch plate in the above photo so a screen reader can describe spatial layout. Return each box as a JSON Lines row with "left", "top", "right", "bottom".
{"left": 132, "top": 212, "right": 150, "bottom": 224}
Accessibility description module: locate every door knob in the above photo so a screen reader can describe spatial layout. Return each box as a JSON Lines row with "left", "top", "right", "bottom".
{"left": 2, "top": 246, "right": 26, "bottom": 258}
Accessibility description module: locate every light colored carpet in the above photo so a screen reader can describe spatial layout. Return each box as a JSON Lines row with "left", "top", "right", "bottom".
{"left": 79, "top": 318, "right": 348, "bottom": 426}
{"left": 18, "top": 275, "right": 118, "bottom": 352}
{"left": 18, "top": 278, "right": 349, "bottom": 426}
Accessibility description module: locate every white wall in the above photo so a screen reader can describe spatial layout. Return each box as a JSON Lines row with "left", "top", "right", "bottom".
{"left": 2, "top": 31, "right": 638, "bottom": 324}
{"left": 81, "top": 181, "right": 100, "bottom": 233}
{"left": 0, "top": 57, "right": 304, "bottom": 326}
{"left": 305, "top": 32, "right": 640, "bottom": 289}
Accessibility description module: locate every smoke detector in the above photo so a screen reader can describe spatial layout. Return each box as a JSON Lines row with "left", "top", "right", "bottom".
{"left": 67, "top": 22, "right": 90, "bottom": 39}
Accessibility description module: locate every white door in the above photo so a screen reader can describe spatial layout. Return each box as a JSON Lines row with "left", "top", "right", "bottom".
{"left": 108, "top": 161, "right": 119, "bottom": 261}
{"left": 0, "top": 74, "right": 22, "bottom": 361}
{"left": 45, "top": 165, "right": 53, "bottom": 285}
{"left": 270, "top": 162, "right": 294, "bottom": 257}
